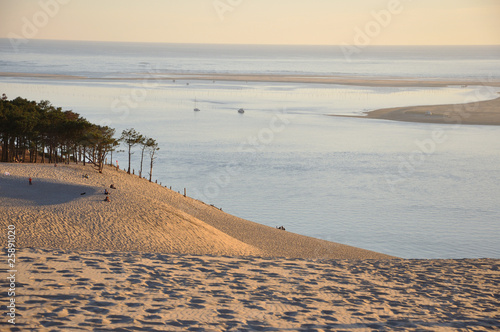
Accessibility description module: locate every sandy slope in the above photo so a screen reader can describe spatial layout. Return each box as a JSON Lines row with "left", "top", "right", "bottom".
{"left": 0, "top": 163, "right": 391, "bottom": 259}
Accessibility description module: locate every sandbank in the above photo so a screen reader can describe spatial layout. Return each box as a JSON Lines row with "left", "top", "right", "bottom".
{"left": 2, "top": 71, "right": 500, "bottom": 87}
{"left": 339, "top": 96, "right": 500, "bottom": 126}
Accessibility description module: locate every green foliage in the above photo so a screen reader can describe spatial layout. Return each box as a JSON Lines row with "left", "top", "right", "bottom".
{"left": 120, "top": 128, "right": 144, "bottom": 174}
{"left": 0, "top": 94, "right": 160, "bottom": 176}
{"left": 0, "top": 95, "right": 119, "bottom": 172}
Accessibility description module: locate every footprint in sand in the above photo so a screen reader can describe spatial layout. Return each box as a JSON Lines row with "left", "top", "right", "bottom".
{"left": 217, "top": 308, "right": 236, "bottom": 319}
{"left": 151, "top": 297, "right": 168, "bottom": 303}
{"left": 56, "top": 269, "right": 78, "bottom": 278}
{"left": 188, "top": 297, "right": 206, "bottom": 309}
{"left": 108, "top": 267, "right": 125, "bottom": 274}
{"left": 40, "top": 320, "right": 67, "bottom": 328}
{"left": 239, "top": 299, "right": 266, "bottom": 311}
{"left": 19, "top": 256, "right": 35, "bottom": 263}
{"left": 91, "top": 283, "right": 107, "bottom": 290}
{"left": 166, "top": 320, "right": 199, "bottom": 328}
{"left": 106, "top": 314, "right": 136, "bottom": 324}
{"left": 125, "top": 302, "right": 144, "bottom": 308}
{"left": 24, "top": 299, "right": 48, "bottom": 305}
{"left": 244, "top": 320, "right": 270, "bottom": 330}
{"left": 112, "top": 295, "right": 127, "bottom": 301}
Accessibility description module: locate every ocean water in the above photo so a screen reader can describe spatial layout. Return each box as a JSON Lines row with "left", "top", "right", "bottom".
{"left": 1, "top": 40, "right": 499, "bottom": 259}
{"left": 2, "top": 39, "right": 500, "bottom": 79}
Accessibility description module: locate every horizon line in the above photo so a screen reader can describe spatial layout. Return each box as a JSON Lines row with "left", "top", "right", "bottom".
{"left": 1, "top": 37, "right": 499, "bottom": 48}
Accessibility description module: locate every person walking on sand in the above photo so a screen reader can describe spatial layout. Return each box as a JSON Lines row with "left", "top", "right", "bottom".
{"left": 29, "top": 177, "right": 32, "bottom": 185}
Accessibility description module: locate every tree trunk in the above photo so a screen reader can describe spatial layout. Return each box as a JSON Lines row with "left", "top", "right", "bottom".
{"left": 41, "top": 143, "right": 45, "bottom": 163}
{"left": 9, "top": 138, "right": 15, "bottom": 162}
{"left": 2, "top": 135, "right": 9, "bottom": 162}
{"left": 32, "top": 141, "right": 37, "bottom": 163}
{"left": 140, "top": 148, "right": 145, "bottom": 177}
{"left": 127, "top": 145, "right": 131, "bottom": 174}
{"left": 149, "top": 160, "right": 153, "bottom": 182}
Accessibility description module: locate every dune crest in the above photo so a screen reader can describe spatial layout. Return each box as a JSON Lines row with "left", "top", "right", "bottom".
{"left": 1, "top": 164, "right": 260, "bottom": 256}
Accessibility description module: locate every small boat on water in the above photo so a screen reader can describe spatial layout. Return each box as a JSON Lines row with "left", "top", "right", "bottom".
{"left": 194, "top": 98, "right": 200, "bottom": 112}
{"left": 238, "top": 108, "right": 245, "bottom": 114}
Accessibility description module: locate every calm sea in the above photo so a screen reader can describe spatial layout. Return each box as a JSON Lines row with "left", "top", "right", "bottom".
{"left": 1, "top": 39, "right": 499, "bottom": 259}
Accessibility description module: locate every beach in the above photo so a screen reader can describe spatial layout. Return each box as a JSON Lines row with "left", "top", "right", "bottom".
{"left": 1, "top": 163, "right": 499, "bottom": 331}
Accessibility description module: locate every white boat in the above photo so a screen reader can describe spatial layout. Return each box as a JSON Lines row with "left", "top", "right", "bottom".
{"left": 238, "top": 108, "right": 245, "bottom": 114}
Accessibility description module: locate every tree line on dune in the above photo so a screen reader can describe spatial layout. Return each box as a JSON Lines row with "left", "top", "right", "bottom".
{"left": 0, "top": 94, "right": 160, "bottom": 180}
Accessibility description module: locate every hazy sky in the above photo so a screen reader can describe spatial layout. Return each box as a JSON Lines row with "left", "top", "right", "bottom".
{"left": 1, "top": 0, "right": 499, "bottom": 45}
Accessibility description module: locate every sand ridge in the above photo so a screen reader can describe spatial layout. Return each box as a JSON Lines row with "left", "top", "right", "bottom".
{"left": 0, "top": 163, "right": 392, "bottom": 259}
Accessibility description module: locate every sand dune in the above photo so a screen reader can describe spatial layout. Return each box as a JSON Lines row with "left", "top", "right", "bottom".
{"left": 1, "top": 163, "right": 260, "bottom": 257}
{"left": 0, "top": 163, "right": 390, "bottom": 259}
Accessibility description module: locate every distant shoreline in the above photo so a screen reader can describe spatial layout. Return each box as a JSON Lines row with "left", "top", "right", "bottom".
{"left": 3, "top": 71, "right": 499, "bottom": 125}
{"left": 2, "top": 71, "right": 500, "bottom": 87}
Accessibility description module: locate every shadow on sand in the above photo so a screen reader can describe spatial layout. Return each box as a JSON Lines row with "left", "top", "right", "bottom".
{"left": 0, "top": 176, "right": 98, "bottom": 206}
